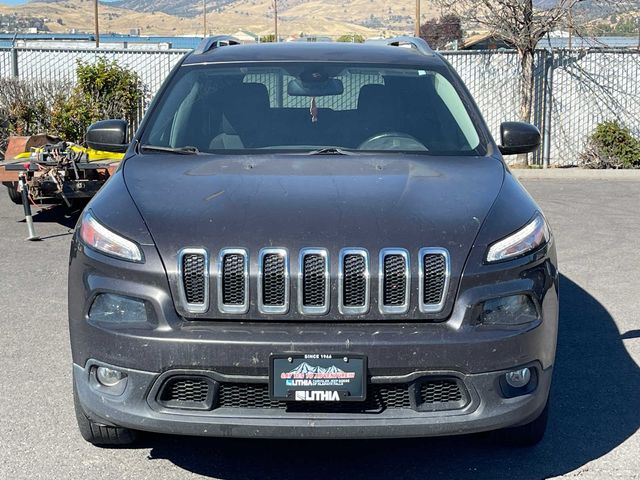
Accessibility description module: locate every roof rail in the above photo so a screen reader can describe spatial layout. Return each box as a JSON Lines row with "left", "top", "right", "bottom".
{"left": 379, "top": 36, "right": 434, "bottom": 55}
{"left": 193, "top": 35, "right": 241, "bottom": 55}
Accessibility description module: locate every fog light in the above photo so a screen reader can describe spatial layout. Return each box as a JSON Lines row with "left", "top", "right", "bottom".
{"left": 89, "top": 293, "right": 150, "bottom": 325}
{"left": 480, "top": 295, "right": 538, "bottom": 326}
{"left": 96, "top": 367, "right": 126, "bottom": 387}
{"left": 505, "top": 368, "right": 531, "bottom": 388}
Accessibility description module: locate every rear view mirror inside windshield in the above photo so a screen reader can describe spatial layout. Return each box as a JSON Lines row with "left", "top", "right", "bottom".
{"left": 287, "top": 78, "right": 344, "bottom": 97}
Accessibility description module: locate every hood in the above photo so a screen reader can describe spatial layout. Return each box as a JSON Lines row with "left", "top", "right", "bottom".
{"left": 123, "top": 153, "right": 505, "bottom": 320}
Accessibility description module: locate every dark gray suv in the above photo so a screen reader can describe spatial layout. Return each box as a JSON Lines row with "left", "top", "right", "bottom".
{"left": 69, "top": 36, "right": 558, "bottom": 447}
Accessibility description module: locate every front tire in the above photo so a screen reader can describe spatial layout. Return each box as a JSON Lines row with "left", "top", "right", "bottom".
{"left": 73, "top": 383, "right": 137, "bottom": 446}
{"left": 499, "top": 399, "right": 549, "bottom": 447}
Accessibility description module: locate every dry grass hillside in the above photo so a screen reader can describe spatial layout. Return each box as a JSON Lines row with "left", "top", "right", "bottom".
{"left": 0, "top": 0, "right": 442, "bottom": 37}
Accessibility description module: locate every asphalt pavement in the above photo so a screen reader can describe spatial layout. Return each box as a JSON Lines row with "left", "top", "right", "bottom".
{"left": 0, "top": 174, "right": 638, "bottom": 480}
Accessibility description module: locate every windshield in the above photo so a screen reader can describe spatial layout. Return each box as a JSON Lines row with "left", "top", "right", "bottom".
{"left": 140, "top": 62, "right": 485, "bottom": 155}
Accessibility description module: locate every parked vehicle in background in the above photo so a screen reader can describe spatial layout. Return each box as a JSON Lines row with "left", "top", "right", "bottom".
{"left": 68, "top": 36, "right": 558, "bottom": 447}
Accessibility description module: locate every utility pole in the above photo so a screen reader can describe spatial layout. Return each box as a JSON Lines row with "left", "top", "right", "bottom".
{"left": 203, "top": 0, "right": 207, "bottom": 37}
{"left": 94, "top": 0, "right": 100, "bottom": 48}
{"left": 415, "top": 0, "right": 421, "bottom": 37}
{"left": 273, "top": 0, "right": 278, "bottom": 42}
{"left": 568, "top": 4, "right": 573, "bottom": 49}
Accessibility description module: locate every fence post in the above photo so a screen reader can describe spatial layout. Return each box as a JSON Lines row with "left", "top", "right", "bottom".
{"left": 542, "top": 50, "right": 555, "bottom": 169}
{"left": 10, "top": 47, "right": 19, "bottom": 78}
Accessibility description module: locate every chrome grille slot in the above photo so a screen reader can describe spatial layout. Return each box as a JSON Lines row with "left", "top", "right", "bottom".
{"left": 178, "top": 248, "right": 209, "bottom": 314}
{"left": 339, "top": 249, "right": 370, "bottom": 315}
{"left": 218, "top": 248, "right": 249, "bottom": 314}
{"left": 298, "top": 248, "right": 329, "bottom": 315}
{"left": 379, "top": 249, "right": 409, "bottom": 314}
{"left": 258, "top": 248, "right": 289, "bottom": 314}
{"left": 419, "top": 248, "right": 450, "bottom": 313}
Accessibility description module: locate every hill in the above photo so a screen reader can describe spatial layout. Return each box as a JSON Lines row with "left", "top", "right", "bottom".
{"left": 0, "top": 0, "right": 634, "bottom": 38}
{"left": 0, "top": 0, "right": 442, "bottom": 37}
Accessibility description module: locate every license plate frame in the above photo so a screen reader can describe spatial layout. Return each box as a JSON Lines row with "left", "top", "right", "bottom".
{"left": 269, "top": 354, "right": 367, "bottom": 402}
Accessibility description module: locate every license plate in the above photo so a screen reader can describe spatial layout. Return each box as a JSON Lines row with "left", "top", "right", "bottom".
{"left": 270, "top": 354, "right": 367, "bottom": 402}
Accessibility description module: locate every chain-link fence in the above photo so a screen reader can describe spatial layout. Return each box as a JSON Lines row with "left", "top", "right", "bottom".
{"left": 549, "top": 50, "right": 640, "bottom": 166}
{"left": 1, "top": 45, "right": 638, "bottom": 166}
{"left": 2, "top": 47, "right": 188, "bottom": 102}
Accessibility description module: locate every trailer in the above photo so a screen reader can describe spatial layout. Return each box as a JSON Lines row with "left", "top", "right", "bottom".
{"left": 0, "top": 137, "right": 122, "bottom": 240}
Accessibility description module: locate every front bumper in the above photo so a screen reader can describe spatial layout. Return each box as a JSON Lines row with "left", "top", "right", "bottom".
{"left": 69, "top": 232, "right": 559, "bottom": 439}
{"left": 74, "top": 360, "right": 552, "bottom": 439}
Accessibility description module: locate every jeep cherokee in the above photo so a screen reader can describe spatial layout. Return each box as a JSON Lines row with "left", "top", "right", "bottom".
{"left": 69, "top": 36, "right": 558, "bottom": 447}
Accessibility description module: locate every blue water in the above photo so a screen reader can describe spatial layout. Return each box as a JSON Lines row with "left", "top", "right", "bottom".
{"left": 1, "top": 33, "right": 637, "bottom": 50}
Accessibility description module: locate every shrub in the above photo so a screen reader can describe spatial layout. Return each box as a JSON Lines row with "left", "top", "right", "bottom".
{"left": 580, "top": 121, "right": 640, "bottom": 169}
{"left": 0, "top": 78, "right": 70, "bottom": 157}
{"left": 336, "top": 34, "right": 365, "bottom": 43}
{"left": 50, "top": 58, "right": 145, "bottom": 143}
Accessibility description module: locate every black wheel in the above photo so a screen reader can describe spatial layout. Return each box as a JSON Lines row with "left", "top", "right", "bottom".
{"left": 73, "top": 382, "right": 137, "bottom": 446}
{"left": 4, "top": 182, "right": 22, "bottom": 205}
{"left": 498, "top": 399, "right": 549, "bottom": 447}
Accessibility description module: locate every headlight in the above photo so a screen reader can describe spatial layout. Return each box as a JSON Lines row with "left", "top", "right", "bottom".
{"left": 80, "top": 210, "right": 143, "bottom": 262}
{"left": 486, "top": 214, "right": 550, "bottom": 263}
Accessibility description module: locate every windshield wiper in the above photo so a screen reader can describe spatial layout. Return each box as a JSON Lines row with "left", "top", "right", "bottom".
{"left": 308, "top": 147, "right": 355, "bottom": 156}
{"left": 139, "top": 144, "right": 199, "bottom": 155}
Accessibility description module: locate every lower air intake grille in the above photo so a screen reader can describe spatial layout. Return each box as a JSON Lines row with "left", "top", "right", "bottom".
{"left": 222, "top": 253, "right": 245, "bottom": 305}
{"left": 218, "top": 383, "right": 283, "bottom": 409}
{"left": 343, "top": 254, "right": 367, "bottom": 307}
{"left": 423, "top": 254, "right": 447, "bottom": 305}
{"left": 302, "top": 254, "right": 326, "bottom": 307}
{"left": 158, "top": 377, "right": 213, "bottom": 410}
{"left": 216, "top": 383, "right": 412, "bottom": 412}
{"left": 382, "top": 254, "right": 407, "bottom": 307}
{"left": 214, "top": 379, "right": 466, "bottom": 413}
{"left": 182, "top": 253, "right": 206, "bottom": 305}
{"left": 420, "top": 379, "right": 463, "bottom": 404}
{"left": 262, "top": 253, "right": 286, "bottom": 306}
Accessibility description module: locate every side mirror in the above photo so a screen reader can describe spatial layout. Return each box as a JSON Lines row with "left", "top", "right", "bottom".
{"left": 86, "top": 119, "right": 129, "bottom": 153}
{"left": 499, "top": 122, "right": 541, "bottom": 156}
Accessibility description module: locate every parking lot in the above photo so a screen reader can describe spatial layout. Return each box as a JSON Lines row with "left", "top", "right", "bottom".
{"left": 1, "top": 174, "right": 639, "bottom": 480}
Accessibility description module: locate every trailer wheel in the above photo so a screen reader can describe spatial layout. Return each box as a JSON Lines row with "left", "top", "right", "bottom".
{"left": 3, "top": 182, "right": 22, "bottom": 205}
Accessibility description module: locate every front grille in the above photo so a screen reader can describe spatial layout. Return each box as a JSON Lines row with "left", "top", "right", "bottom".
{"left": 380, "top": 250, "right": 409, "bottom": 313}
{"left": 302, "top": 254, "right": 326, "bottom": 306}
{"left": 181, "top": 251, "right": 207, "bottom": 309}
{"left": 422, "top": 254, "right": 446, "bottom": 305}
{"left": 158, "top": 377, "right": 213, "bottom": 410}
{"left": 383, "top": 255, "right": 406, "bottom": 305}
{"left": 261, "top": 252, "right": 286, "bottom": 306}
{"left": 222, "top": 253, "right": 245, "bottom": 305}
{"left": 176, "top": 247, "right": 450, "bottom": 317}
{"left": 343, "top": 254, "right": 367, "bottom": 307}
{"left": 419, "top": 248, "right": 450, "bottom": 313}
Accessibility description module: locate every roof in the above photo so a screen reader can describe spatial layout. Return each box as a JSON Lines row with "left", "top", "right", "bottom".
{"left": 183, "top": 41, "right": 440, "bottom": 66}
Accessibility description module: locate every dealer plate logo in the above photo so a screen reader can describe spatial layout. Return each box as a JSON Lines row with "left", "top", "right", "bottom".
{"left": 294, "top": 390, "right": 340, "bottom": 402}
{"left": 281, "top": 362, "right": 356, "bottom": 388}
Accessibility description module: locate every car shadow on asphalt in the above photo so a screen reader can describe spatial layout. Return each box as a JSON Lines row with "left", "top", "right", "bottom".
{"left": 22, "top": 203, "right": 83, "bottom": 230}
{"left": 143, "top": 275, "right": 639, "bottom": 480}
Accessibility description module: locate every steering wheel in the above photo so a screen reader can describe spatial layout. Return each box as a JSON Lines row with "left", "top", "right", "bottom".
{"left": 358, "top": 132, "right": 427, "bottom": 151}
